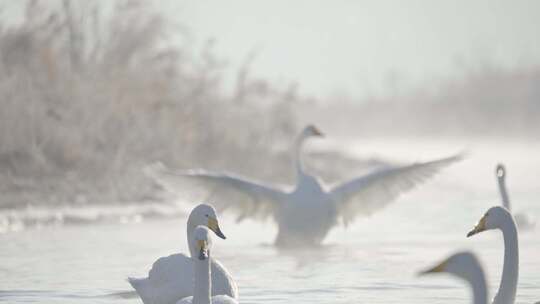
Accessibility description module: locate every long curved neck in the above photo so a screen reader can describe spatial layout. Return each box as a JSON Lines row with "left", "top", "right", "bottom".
{"left": 193, "top": 256, "right": 211, "bottom": 304}
{"left": 497, "top": 176, "right": 511, "bottom": 210}
{"left": 294, "top": 134, "right": 307, "bottom": 180}
{"left": 469, "top": 268, "right": 489, "bottom": 304}
{"left": 186, "top": 220, "right": 197, "bottom": 258}
{"left": 493, "top": 216, "right": 519, "bottom": 304}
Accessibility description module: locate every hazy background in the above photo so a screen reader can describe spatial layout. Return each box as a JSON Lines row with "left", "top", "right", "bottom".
{"left": 1, "top": 2, "right": 540, "bottom": 304}
{"left": 0, "top": 0, "right": 539, "bottom": 222}
{"left": 163, "top": 0, "right": 540, "bottom": 98}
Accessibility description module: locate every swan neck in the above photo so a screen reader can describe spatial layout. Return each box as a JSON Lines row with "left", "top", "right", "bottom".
{"left": 294, "top": 134, "right": 306, "bottom": 179}
{"left": 193, "top": 255, "right": 212, "bottom": 304}
{"left": 497, "top": 177, "right": 511, "bottom": 210}
{"left": 186, "top": 220, "right": 196, "bottom": 258}
{"left": 494, "top": 217, "right": 518, "bottom": 304}
{"left": 470, "top": 271, "right": 488, "bottom": 304}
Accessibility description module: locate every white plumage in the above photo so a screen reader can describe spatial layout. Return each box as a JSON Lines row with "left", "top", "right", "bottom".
{"left": 175, "top": 226, "right": 238, "bottom": 304}
{"left": 422, "top": 206, "right": 520, "bottom": 304}
{"left": 146, "top": 125, "right": 462, "bottom": 247}
{"left": 467, "top": 206, "right": 519, "bottom": 304}
{"left": 128, "top": 204, "right": 238, "bottom": 304}
{"left": 420, "top": 252, "right": 489, "bottom": 304}
{"left": 495, "top": 164, "right": 535, "bottom": 230}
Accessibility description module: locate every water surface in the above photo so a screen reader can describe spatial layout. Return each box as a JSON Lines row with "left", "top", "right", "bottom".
{"left": 1, "top": 140, "right": 539, "bottom": 304}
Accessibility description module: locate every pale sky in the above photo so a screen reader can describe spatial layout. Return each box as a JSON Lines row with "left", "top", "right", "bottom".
{"left": 2, "top": 1, "right": 540, "bottom": 99}
{"left": 161, "top": 0, "right": 540, "bottom": 98}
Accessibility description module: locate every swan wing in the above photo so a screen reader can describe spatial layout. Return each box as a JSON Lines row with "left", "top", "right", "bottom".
{"left": 129, "top": 253, "right": 193, "bottom": 304}
{"left": 329, "top": 154, "right": 462, "bottom": 225}
{"left": 129, "top": 254, "right": 238, "bottom": 304}
{"left": 145, "top": 163, "right": 287, "bottom": 221}
{"left": 176, "top": 296, "right": 193, "bottom": 304}
{"left": 177, "top": 295, "right": 238, "bottom": 304}
{"left": 211, "top": 259, "right": 239, "bottom": 299}
{"left": 211, "top": 295, "right": 239, "bottom": 304}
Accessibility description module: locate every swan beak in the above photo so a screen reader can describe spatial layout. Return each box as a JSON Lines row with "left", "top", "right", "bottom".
{"left": 313, "top": 127, "right": 324, "bottom": 137}
{"left": 467, "top": 215, "right": 487, "bottom": 237}
{"left": 197, "top": 240, "right": 209, "bottom": 260}
{"left": 418, "top": 260, "right": 448, "bottom": 275}
{"left": 208, "top": 217, "right": 226, "bottom": 239}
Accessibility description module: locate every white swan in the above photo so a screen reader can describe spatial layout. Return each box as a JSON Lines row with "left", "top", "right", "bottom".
{"left": 128, "top": 204, "right": 238, "bottom": 304}
{"left": 467, "top": 206, "right": 518, "bottom": 304}
{"left": 495, "top": 164, "right": 535, "bottom": 230}
{"left": 146, "top": 125, "right": 462, "bottom": 247}
{"left": 176, "top": 226, "right": 238, "bottom": 304}
{"left": 420, "top": 251, "right": 488, "bottom": 304}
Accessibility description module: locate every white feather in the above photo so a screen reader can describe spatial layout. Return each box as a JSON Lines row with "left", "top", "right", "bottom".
{"left": 128, "top": 204, "right": 238, "bottom": 304}
{"left": 146, "top": 126, "right": 462, "bottom": 246}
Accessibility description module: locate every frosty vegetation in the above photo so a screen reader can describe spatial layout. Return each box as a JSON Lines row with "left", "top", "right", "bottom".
{"left": 0, "top": 1, "right": 298, "bottom": 208}
{"left": 1, "top": 1, "right": 538, "bottom": 209}
{"left": 315, "top": 64, "right": 540, "bottom": 139}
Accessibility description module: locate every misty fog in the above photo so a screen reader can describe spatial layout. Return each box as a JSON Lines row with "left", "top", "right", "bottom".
{"left": 0, "top": 0, "right": 538, "bottom": 219}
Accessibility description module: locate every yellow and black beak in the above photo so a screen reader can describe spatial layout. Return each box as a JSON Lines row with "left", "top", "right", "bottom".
{"left": 467, "top": 214, "right": 487, "bottom": 237}
{"left": 197, "top": 240, "right": 209, "bottom": 260}
{"left": 313, "top": 127, "right": 324, "bottom": 137}
{"left": 418, "top": 259, "right": 448, "bottom": 276}
{"left": 208, "top": 217, "right": 226, "bottom": 239}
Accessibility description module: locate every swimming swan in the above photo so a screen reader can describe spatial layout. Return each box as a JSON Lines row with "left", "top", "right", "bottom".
{"left": 467, "top": 206, "right": 518, "bottom": 304}
{"left": 420, "top": 251, "right": 488, "bottom": 304}
{"left": 128, "top": 204, "right": 238, "bottom": 304}
{"left": 495, "top": 164, "right": 535, "bottom": 230}
{"left": 176, "top": 226, "right": 238, "bottom": 304}
{"left": 146, "top": 125, "right": 462, "bottom": 247}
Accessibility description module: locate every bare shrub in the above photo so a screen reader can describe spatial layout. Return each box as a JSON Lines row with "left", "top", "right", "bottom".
{"left": 317, "top": 64, "right": 540, "bottom": 139}
{"left": 0, "top": 0, "right": 299, "bottom": 207}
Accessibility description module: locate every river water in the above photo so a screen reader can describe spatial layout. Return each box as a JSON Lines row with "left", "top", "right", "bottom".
{"left": 1, "top": 139, "right": 539, "bottom": 304}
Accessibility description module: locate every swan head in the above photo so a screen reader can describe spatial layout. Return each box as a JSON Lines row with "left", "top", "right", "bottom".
{"left": 193, "top": 225, "right": 212, "bottom": 260}
{"left": 419, "top": 251, "right": 484, "bottom": 283}
{"left": 189, "top": 203, "right": 226, "bottom": 239}
{"left": 300, "top": 125, "right": 324, "bottom": 140}
{"left": 496, "top": 164, "right": 506, "bottom": 180}
{"left": 467, "top": 206, "right": 511, "bottom": 237}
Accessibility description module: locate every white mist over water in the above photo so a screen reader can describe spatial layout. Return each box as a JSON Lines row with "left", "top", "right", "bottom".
{"left": 0, "top": 2, "right": 539, "bottom": 303}
{"left": 1, "top": 139, "right": 539, "bottom": 304}
{"left": 2, "top": 0, "right": 540, "bottom": 98}
{"left": 161, "top": 0, "right": 540, "bottom": 98}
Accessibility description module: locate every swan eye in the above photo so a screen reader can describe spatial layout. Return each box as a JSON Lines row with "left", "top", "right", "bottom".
{"left": 205, "top": 214, "right": 209, "bottom": 217}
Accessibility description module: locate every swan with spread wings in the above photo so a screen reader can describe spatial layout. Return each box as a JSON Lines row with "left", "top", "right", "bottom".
{"left": 146, "top": 125, "right": 462, "bottom": 247}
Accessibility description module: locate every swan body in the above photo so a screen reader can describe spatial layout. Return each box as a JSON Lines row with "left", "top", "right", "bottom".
{"left": 420, "top": 251, "right": 488, "bottom": 304}
{"left": 176, "top": 226, "right": 238, "bottom": 304}
{"left": 128, "top": 204, "right": 238, "bottom": 304}
{"left": 467, "top": 206, "right": 518, "bottom": 304}
{"left": 146, "top": 125, "right": 462, "bottom": 247}
{"left": 177, "top": 295, "right": 237, "bottom": 304}
{"left": 496, "top": 164, "right": 535, "bottom": 230}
